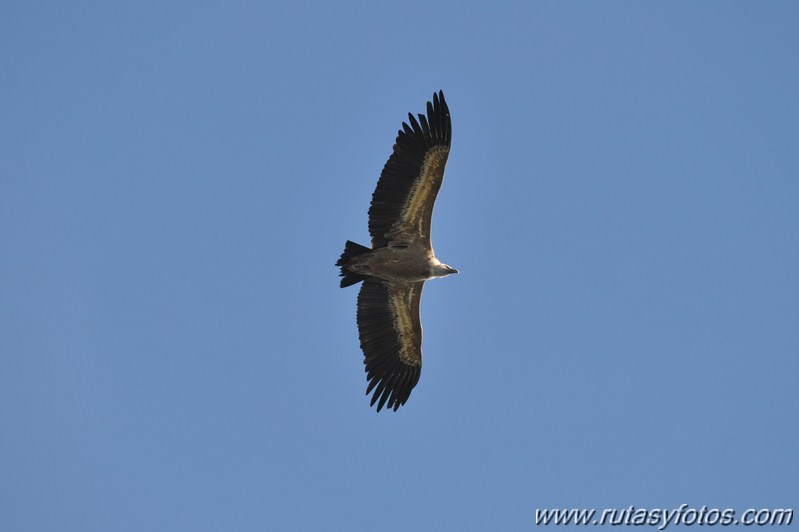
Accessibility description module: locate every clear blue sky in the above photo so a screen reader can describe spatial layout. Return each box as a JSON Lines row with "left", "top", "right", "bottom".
{"left": 2, "top": 2, "right": 797, "bottom": 531}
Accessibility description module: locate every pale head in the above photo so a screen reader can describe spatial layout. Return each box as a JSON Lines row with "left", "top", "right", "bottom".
{"left": 430, "top": 262, "right": 459, "bottom": 278}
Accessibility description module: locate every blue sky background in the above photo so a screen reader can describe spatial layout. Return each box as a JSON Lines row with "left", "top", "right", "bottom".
{"left": 2, "top": 2, "right": 797, "bottom": 531}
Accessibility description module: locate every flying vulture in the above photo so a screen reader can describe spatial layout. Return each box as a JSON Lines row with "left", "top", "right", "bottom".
{"left": 336, "top": 91, "right": 457, "bottom": 412}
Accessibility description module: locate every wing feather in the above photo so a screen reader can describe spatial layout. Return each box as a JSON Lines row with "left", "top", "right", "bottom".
{"left": 356, "top": 279, "right": 424, "bottom": 411}
{"left": 368, "top": 91, "right": 451, "bottom": 249}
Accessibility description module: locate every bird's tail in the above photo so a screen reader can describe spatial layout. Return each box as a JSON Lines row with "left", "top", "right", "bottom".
{"left": 336, "top": 240, "right": 371, "bottom": 288}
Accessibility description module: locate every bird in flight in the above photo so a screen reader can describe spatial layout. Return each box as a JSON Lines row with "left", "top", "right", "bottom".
{"left": 336, "top": 91, "right": 458, "bottom": 412}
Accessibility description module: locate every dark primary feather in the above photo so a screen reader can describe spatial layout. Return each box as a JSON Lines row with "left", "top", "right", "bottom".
{"left": 356, "top": 279, "right": 423, "bottom": 411}
{"left": 368, "top": 91, "right": 451, "bottom": 249}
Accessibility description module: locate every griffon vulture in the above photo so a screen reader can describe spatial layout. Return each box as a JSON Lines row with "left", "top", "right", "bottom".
{"left": 336, "top": 91, "right": 457, "bottom": 412}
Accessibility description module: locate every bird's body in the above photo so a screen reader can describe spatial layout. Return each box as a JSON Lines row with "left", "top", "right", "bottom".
{"left": 345, "top": 243, "right": 453, "bottom": 283}
{"left": 337, "top": 91, "right": 457, "bottom": 412}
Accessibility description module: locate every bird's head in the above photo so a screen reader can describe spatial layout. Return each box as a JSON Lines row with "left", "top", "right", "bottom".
{"left": 432, "top": 263, "right": 459, "bottom": 278}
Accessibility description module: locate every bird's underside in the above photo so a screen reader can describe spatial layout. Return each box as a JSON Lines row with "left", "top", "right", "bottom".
{"left": 336, "top": 91, "right": 456, "bottom": 412}
{"left": 347, "top": 243, "right": 443, "bottom": 283}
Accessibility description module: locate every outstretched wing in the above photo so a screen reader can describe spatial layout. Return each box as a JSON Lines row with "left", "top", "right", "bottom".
{"left": 356, "top": 278, "right": 424, "bottom": 411}
{"left": 368, "top": 91, "right": 451, "bottom": 250}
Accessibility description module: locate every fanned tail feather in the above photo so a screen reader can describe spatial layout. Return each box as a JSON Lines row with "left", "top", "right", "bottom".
{"left": 336, "top": 240, "right": 371, "bottom": 288}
